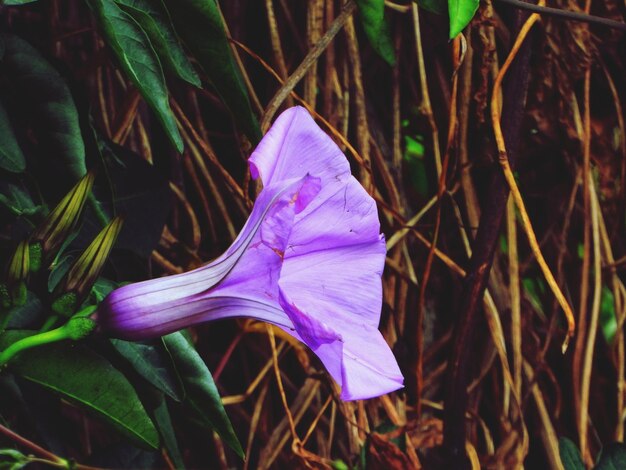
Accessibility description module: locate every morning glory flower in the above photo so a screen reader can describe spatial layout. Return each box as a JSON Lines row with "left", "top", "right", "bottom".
{"left": 97, "top": 107, "right": 403, "bottom": 400}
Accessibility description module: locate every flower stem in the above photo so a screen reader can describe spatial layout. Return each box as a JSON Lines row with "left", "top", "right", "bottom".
{"left": 0, "top": 306, "right": 96, "bottom": 366}
{"left": 0, "top": 327, "right": 68, "bottom": 366}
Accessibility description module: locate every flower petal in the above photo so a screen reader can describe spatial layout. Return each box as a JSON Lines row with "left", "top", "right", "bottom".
{"left": 249, "top": 107, "right": 350, "bottom": 200}
{"left": 98, "top": 174, "right": 319, "bottom": 339}
{"left": 278, "top": 289, "right": 403, "bottom": 400}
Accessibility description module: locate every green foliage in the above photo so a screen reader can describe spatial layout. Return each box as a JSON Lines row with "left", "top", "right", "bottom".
{"left": 418, "top": 0, "right": 447, "bottom": 15}
{"left": 0, "top": 100, "right": 25, "bottom": 173}
{"left": 596, "top": 443, "right": 626, "bottom": 469}
{"left": 164, "top": 0, "right": 262, "bottom": 143}
{"left": 95, "top": 140, "right": 171, "bottom": 258}
{"left": 0, "top": 34, "right": 87, "bottom": 179}
{"left": 152, "top": 395, "right": 185, "bottom": 469}
{"left": 115, "top": 0, "right": 201, "bottom": 87}
{"left": 600, "top": 286, "right": 617, "bottom": 344}
{"left": 559, "top": 437, "right": 584, "bottom": 470}
{"left": 522, "top": 277, "right": 547, "bottom": 321}
{"left": 86, "top": 0, "right": 184, "bottom": 152}
{"left": 0, "top": 449, "right": 29, "bottom": 470}
{"left": 404, "top": 135, "right": 428, "bottom": 197}
{"left": 355, "top": 0, "right": 396, "bottom": 66}
{"left": 0, "top": 331, "right": 160, "bottom": 450}
{"left": 448, "top": 0, "right": 479, "bottom": 38}
{"left": 111, "top": 339, "right": 183, "bottom": 401}
{"left": 163, "top": 332, "right": 244, "bottom": 458}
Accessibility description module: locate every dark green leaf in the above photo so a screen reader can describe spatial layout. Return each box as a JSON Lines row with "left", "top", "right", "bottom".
{"left": 47, "top": 255, "right": 73, "bottom": 293}
{"left": 86, "top": 0, "right": 183, "bottom": 152}
{"left": 559, "top": 437, "right": 584, "bottom": 470}
{"left": 91, "top": 277, "right": 119, "bottom": 301}
{"left": 115, "top": 0, "right": 201, "bottom": 87}
{"left": 6, "top": 291, "right": 43, "bottom": 329}
{"left": 417, "top": 0, "right": 447, "bottom": 15}
{"left": 152, "top": 395, "right": 185, "bottom": 469}
{"left": 164, "top": 0, "right": 261, "bottom": 143}
{"left": 0, "top": 35, "right": 87, "bottom": 180}
{"left": 0, "top": 100, "right": 25, "bottom": 173}
{"left": 111, "top": 339, "right": 183, "bottom": 401}
{"left": 98, "top": 139, "right": 171, "bottom": 257}
{"left": 448, "top": 0, "right": 479, "bottom": 38}
{"left": 163, "top": 332, "right": 243, "bottom": 458}
{"left": 356, "top": 0, "right": 396, "bottom": 66}
{"left": 2, "top": 1, "right": 40, "bottom": 5}
{"left": 0, "top": 331, "right": 160, "bottom": 450}
{"left": 600, "top": 286, "right": 617, "bottom": 344}
{"left": 595, "top": 442, "right": 626, "bottom": 470}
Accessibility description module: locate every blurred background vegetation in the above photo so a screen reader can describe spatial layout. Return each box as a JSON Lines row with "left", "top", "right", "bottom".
{"left": 0, "top": 0, "right": 625, "bottom": 468}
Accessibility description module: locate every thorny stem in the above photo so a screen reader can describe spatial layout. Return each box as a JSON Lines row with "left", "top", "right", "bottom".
{"left": 442, "top": 6, "right": 533, "bottom": 467}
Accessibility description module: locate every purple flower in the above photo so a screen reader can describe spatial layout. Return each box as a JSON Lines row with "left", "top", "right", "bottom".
{"left": 97, "top": 107, "right": 403, "bottom": 400}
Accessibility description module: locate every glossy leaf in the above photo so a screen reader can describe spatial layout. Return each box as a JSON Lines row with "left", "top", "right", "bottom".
{"left": 596, "top": 443, "right": 626, "bottom": 470}
{"left": 0, "top": 35, "right": 86, "bottom": 180}
{"left": 0, "top": 100, "right": 25, "bottom": 173}
{"left": 86, "top": 0, "right": 184, "bottom": 152}
{"left": 356, "top": 0, "right": 396, "bottom": 66}
{"left": 448, "top": 0, "right": 478, "bottom": 38}
{"left": 111, "top": 339, "right": 183, "bottom": 401}
{"left": 558, "top": 437, "right": 584, "bottom": 470}
{"left": 0, "top": 331, "right": 160, "bottom": 450}
{"left": 163, "top": 332, "right": 243, "bottom": 458}
{"left": 164, "top": 0, "right": 261, "bottom": 143}
{"left": 115, "top": 0, "right": 201, "bottom": 87}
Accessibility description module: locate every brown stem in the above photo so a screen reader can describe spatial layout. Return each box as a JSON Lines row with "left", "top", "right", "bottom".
{"left": 441, "top": 8, "right": 533, "bottom": 468}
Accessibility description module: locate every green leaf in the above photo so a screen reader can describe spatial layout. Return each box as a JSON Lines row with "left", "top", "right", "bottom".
{"left": 600, "top": 286, "right": 617, "bottom": 344}
{"left": 86, "top": 0, "right": 183, "bottom": 152}
{"left": 97, "top": 139, "right": 172, "bottom": 258}
{"left": 417, "top": 0, "right": 447, "bottom": 15}
{"left": 448, "top": 0, "right": 478, "bottom": 38}
{"left": 152, "top": 395, "right": 185, "bottom": 469}
{"left": 6, "top": 291, "right": 44, "bottom": 329}
{"left": 111, "top": 339, "right": 183, "bottom": 401}
{"left": 0, "top": 100, "right": 25, "bottom": 173}
{"left": 2, "top": 1, "right": 40, "bottom": 5}
{"left": 0, "top": 182, "right": 38, "bottom": 218}
{"left": 0, "top": 331, "right": 160, "bottom": 450}
{"left": 163, "top": 332, "right": 243, "bottom": 458}
{"left": 164, "top": 0, "right": 261, "bottom": 143}
{"left": 114, "top": 0, "right": 201, "bottom": 87}
{"left": 595, "top": 442, "right": 626, "bottom": 470}
{"left": 355, "top": 0, "right": 396, "bottom": 66}
{"left": 0, "top": 35, "right": 87, "bottom": 179}
{"left": 558, "top": 437, "right": 584, "bottom": 470}
{"left": 403, "top": 135, "right": 428, "bottom": 197}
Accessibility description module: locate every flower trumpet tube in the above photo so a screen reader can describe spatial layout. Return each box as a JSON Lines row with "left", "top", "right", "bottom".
{"left": 97, "top": 107, "right": 403, "bottom": 400}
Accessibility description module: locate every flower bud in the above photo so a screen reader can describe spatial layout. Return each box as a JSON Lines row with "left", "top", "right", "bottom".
{"left": 52, "top": 217, "right": 123, "bottom": 317}
{"left": 30, "top": 171, "right": 94, "bottom": 267}
{"left": 5, "top": 240, "right": 29, "bottom": 307}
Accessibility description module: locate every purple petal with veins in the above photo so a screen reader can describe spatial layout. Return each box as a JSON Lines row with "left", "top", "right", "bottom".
{"left": 97, "top": 106, "right": 403, "bottom": 400}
